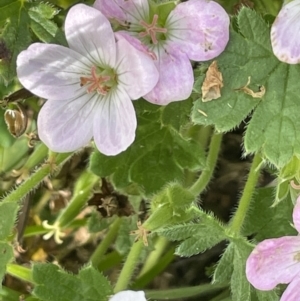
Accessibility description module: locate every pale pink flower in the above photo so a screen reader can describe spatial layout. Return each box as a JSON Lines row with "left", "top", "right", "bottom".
{"left": 271, "top": 0, "right": 300, "bottom": 64}
{"left": 109, "top": 290, "right": 146, "bottom": 301}
{"left": 246, "top": 196, "right": 300, "bottom": 301}
{"left": 17, "top": 4, "right": 158, "bottom": 155}
{"left": 94, "top": 0, "right": 230, "bottom": 105}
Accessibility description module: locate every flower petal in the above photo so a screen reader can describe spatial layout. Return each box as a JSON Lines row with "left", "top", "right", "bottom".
{"left": 293, "top": 196, "right": 300, "bottom": 232}
{"left": 281, "top": 277, "right": 300, "bottom": 301}
{"left": 115, "top": 32, "right": 156, "bottom": 59}
{"left": 121, "top": 0, "right": 149, "bottom": 26}
{"left": 144, "top": 46, "right": 193, "bottom": 105}
{"left": 93, "top": 86, "right": 136, "bottom": 155}
{"left": 37, "top": 93, "right": 98, "bottom": 152}
{"left": 271, "top": 0, "right": 300, "bottom": 64}
{"left": 93, "top": 0, "right": 127, "bottom": 22}
{"left": 65, "top": 4, "right": 116, "bottom": 67}
{"left": 246, "top": 236, "right": 300, "bottom": 290}
{"left": 94, "top": 0, "right": 149, "bottom": 27}
{"left": 17, "top": 43, "right": 90, "bottom": 100}
{"left": 109, "top": 290, "right": 146, "bottom": 301}
{"left": 166, "top": 0, "right": 229, "bottom": 61}
{"left": 116, "top": 38, "right": 158, "bottom": 100}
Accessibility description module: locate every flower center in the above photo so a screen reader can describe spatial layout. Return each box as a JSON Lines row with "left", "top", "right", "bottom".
{"left": 80, "top": 66, "right": 113, "bottom": 95}
{"left": 139, "top": 14, "right": 167, "bottom": 44}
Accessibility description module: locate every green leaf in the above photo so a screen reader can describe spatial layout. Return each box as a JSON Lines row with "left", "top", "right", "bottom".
{"left": 0, "top": 110, "right": 15, "bottom": 148}
{"left": 213, "top": 242, "right": 234, "bottom": 285}
{"left": 0, "top": 201, "right": 19, "bottom": 240}
{"left": 32, "top": 263, "right": 113, "bottom": 301}
{"left": 0, "top": 137, "right": 29, "bottom": 173}
{"left": 78, "top": 266, "right": 113, "bottom": 300}
{"left": 28, "top": 8, "right": 67, "bottom": 45}
{"left": 29, "top": 2, "right": 59, "bottom": 19}
{"left": 255, "top": 290, "right": 279, "bottom": 301}
{"left": 0, "top": 243, "right": 14, "bottom": 289}
{"left": 242, "top": 187, "right": 296, "bottom": 241}
{"left": 90, "top": 100, "right": 205, "bottom": 195}
{"left": 115, "top": 216, "right": 137, "bottom": 255}
{"left": 0, "top": 1, "right": 32, "bottom": 83}
{"left": 0, "top": 1, "right": 66, "bottom": 83}
{"left": 231, "top": 240, "right": 252, "bottom": 301}
{"left": 192, "top": 7, "right": 300, "bottom": 167}
{"left": 88, "top": 211, "right": 114, "bottom": 233}
{"left": 158, "top": 210, "right": 227, "bottom": 257}
{"left": 0, "top": 286, "right": 23, "bottom": 301}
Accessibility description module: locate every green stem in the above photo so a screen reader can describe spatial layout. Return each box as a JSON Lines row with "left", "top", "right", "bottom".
{"left": 138, "top": 236, "right": 169, "bottom": 277}
{"left": 229, "top": 153, "right": 263, "bottom": 235}
{"left": 2, "top": 153, "right": 72, "bottom": 203}
{"left": 132, "top": 246, "right": 175, "bottom": 289}
{"left": 6, "top": 263, "right": 33, "bottom": 283}
{"left": 57, "top": 170, "right": 98, "bottom": 228}
{"left": 144, "top": 283, "right": 227, "bottom": 300}
{"left": 189, "top": 132, "right": 223, "bottom": 196}
{"left": 90, "top": 217, "right": 122, "bottom": 268}
{"left": 22, "top": 142, "right": 48, "bottom": 171}
{"left": 114, "top": 240, "right": 144, "bottom": 293}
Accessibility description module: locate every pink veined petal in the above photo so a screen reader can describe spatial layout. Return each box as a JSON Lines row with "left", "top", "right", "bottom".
{"left": 121, "top": 0, "right": 150, "bottom": 26}
{"left": 17, "top": 43, "right": 90, "bottom": 101}
{"left": 166, "top": 0, "right": 230, "bottom": 61}
{"left": 37, "top": 93, "right": 98, "bottom": 152}
{"left": 109, "top": 290, "right": 146, "bottom": 301}
{"left": 94, "top": 0, "right": 149, "bottom": 27}
{"left": 93, "top": 0, "right": 127, "bottom": 22}
{"left": 281, "top": 277, "right": 300, "bottom": 301}
{"left": 293, "top": 196, "right": 300, "bottom": 233}
{"left": 116, "top": 38, "right": 158, "bottom": 100}
{"left": 143, "top": 46, "right": 193, "bottom": 105}
{"left": 271, "top": 0, "right": 300, "bottom": 64}
{"left": 246, "top": 236, "right": 300, "bottom": 290}
{"left": 115, "top": 32, "right": 155, "bottom": 59}
{"left": 93, "top": 86, "right": 137, "bottom": 156}
{"left": 65, "top": 4, "right": 116, "bottom": 67}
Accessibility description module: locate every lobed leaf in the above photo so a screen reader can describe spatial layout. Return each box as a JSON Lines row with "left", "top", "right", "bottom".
{"left": 242, "top": 187, "right": 296, "bottom": 241}
{"left": 158, "top": 210, "right": 227, "bottom": 256}
{"left": 90, "top": 100, "right": 205, "bottom": 195}
{"left": 32, "top": 263, "right": 113, "bottom": 301}
{"left": 192, "top": 7, "right": 300, "bottom": 167}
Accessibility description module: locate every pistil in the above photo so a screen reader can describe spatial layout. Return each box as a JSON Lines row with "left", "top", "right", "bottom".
{"left": 139, "top": 14, "right": 167, "bottom": 44}
{"left": 80, "top": 66, "right": 111, "bottom": 95}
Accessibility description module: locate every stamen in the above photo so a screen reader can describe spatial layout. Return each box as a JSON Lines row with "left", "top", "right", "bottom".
{"left": 80, "top": 66, "right": 111, "bottom": 95}
{"left": 139, "top": 14, "right": 167, "bottom": 44}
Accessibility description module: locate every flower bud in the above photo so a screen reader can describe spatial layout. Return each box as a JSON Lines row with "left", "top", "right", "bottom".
{"left": 4, "top": 104, "right": 28, "bottom": 137}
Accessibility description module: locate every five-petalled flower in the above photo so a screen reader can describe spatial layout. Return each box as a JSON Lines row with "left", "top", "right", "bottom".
{"left": 246, "top": 196, "right": 300, "bottom": 301}
{"left": 94, "top": 0, "right": 230, "bottom": 105}
{"left": 17, "top": 4, "right": 158, "bottom": 156}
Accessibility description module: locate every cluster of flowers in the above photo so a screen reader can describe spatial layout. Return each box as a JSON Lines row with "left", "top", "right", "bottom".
{"left": 17, "top": 0, "right": 230, "bottom": 155}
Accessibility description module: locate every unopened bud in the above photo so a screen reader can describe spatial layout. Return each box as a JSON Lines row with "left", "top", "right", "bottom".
{"left": 4, "top": 104, "right": 28, "bottom": 137}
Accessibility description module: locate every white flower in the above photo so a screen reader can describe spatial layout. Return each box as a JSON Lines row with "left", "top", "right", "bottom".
{"left": 17, "top": 4, "right": 158, "bottom": 155}
{"left": 109, "top": 290, "right": 146, "bottom": 301}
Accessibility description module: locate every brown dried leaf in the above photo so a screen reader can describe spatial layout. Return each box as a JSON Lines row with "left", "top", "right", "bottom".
{"left": 201, "top": 60, "right": 224, "bottom": 102}
{"left": 235, "top": 76, "right": 265, "bottom": 98}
